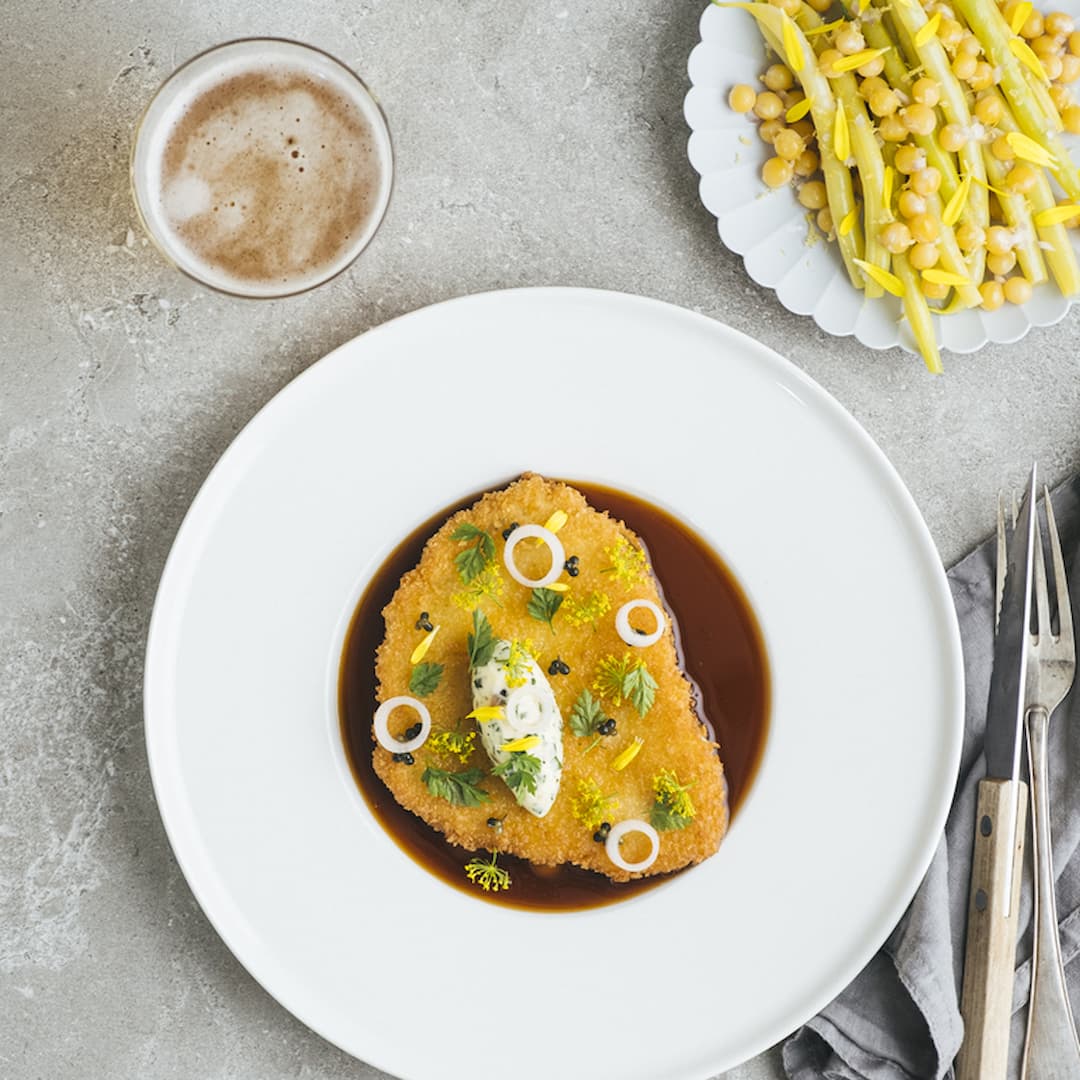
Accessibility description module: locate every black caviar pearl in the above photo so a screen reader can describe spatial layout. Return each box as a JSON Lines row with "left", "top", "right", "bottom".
{"left": 403, "top": 722, "right": 422, "bottom": 741}
{"left": 598, "top": 718, "right": 616, "bottom": 736}
{"left": 502, "top": 522, "right": 519, "bottom": 540}
{"left": 593, "top": 821, "right": 612, "bottom": 842}
{"left": 564, "top": 555, "right": 580, "bottom": 577}
{"left": 415, "top": 611, "right": 434, "bottom": 632}
{"left": 548, "top": 658, "right": 570, "bottom": 676}
{"left": 487, "top": 817, "right": 503, "bottom": 831}
{"left": 474, "top": 678, "right": 483, "bottom": 689}
{"left": 392, "top": 752, "right": 415, "bottom": 765}
{"left": 557, "top": 659, "right": 570, "bottom": 675}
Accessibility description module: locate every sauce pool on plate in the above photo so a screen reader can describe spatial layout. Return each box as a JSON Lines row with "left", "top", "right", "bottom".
{"left": 339, "top": 482, "right": 770, "bottom": 911}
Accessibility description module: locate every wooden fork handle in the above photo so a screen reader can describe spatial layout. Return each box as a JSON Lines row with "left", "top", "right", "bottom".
{"left": 956, "top": 778, "right": 1028, "bottom": 1080}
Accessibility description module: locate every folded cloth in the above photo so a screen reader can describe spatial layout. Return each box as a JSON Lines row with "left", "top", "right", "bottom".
{"left": 783, "top": 475, "right": 1080, "bottom": 1080}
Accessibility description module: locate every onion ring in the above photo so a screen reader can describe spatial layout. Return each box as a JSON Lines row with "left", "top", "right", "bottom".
{"left": 605, "top": 819, "right": 660, "bottom": 873}
{"left": 615, "top": 599, "right": 666, "bottom": 647}
{"left": 373, "top": 696, "right": 431, "bottom": 753}
{"left": 503, "top": 524, "right": 565, "bottom": 589}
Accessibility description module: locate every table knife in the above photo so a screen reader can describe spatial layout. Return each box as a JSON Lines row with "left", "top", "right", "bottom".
{"left": 956, "top": 464, "right": 1037, "bottom": 1080}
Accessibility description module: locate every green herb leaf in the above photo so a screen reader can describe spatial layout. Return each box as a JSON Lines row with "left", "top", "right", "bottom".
{"left": 467, "top": 609, "right": 497, "bottom": 669}
{"left": 451, "top": 523, "right": 496, "bottom": 584}
{"left": 492, "top": 752, "right": 542, "bottom": 797}
{"left": 650, "top": 803, "right": 693, "bottom": 830}
{"left": 408, "top": 662, "right": 444, "bottom": 697}
{"left": 593, "top": 653, "right": 658, "bottom": 718}
{"left": 569, "top": 688, "right": 605, "bottom": 737}
{"left": 421, "top": 765, "right": 490, "bottom": 806}
{"left": 623, "top": 663, "right": 658, "bottom": 718}
{"left": 527, "top": 587, "right": 564, "bottom": 631}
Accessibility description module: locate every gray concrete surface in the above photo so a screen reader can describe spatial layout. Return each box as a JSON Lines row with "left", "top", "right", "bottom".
{"left": 3, "top": 1, "right": 1080, "bottom": 1078}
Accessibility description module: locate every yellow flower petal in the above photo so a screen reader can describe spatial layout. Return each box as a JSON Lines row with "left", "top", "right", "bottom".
{"left": 853, "top": 258, "right": 906, "bottom": 297}
{"left": 467, "top": 706, "right": 506, "bottom": 722}
{"left": 500, "top": 735, "right": 540, "bottom": 753}
{"left": 942, "top": 172, "right": 972, "bottom": 228}
{"left": 921, "top": 268, "right": 971, "bottom": 286}
{"left": 545, "top": 582, "right": 570, "bottom": 592}
{"left": 782, "top": 13, "right": 805, "bottom": 72}
{"left": 834, "top": 99, "right": 850, "bottom": 162}
{"left": 839, "top": 205, "right": 859, "bottom": 237}
{"left": 611, "top": 737, "right": 645, "bottom": 772}
{"left": 543, "top": 510, "right": 568, "bottom": 534}
{"left": 1010, "top": 37, "right": 1051, "bottom": 83}
{"left": 1010, "top": 0, "right": 1033, "bottom": 34}
{"left": 915, "top": 11, "right": 942, "bottom": 47}
{"left": 786, "top": 96, "right": 813, "bottom": 123}
{"left": 970, "top": 173, "right": 1008, "bottom": 198}
{"left": 410, "top": 625, "right": 440, "bottom": 664}
{"left": 804, "top": 17, "right": 845, "bottom": 36}
{"left": 833, "top": 47, "right": 890, "bottom": 73}
{"left": 1034, "top": 204, "right": 1080, "bottom": 226}
{"left": 882, "top": 165, "right": 894, "bottom": 211}
{"left": 1006, "top": 130, "right": 1057, "bottom": 166}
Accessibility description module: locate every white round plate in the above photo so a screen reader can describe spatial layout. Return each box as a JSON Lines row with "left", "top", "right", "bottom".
{"left": 145, "top": 288, "right": 963, "bottom": 1080}
{"left": 685, "top": 2, "right": 1080, "bottom": 356}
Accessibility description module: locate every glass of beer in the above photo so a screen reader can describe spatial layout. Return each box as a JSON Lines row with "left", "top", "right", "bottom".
{"left": 130, "top": 38, "right": 392, "bottom": 298}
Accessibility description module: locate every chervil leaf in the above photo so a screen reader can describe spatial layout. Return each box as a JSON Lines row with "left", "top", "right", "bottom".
{"left": 650, "top": 803, "right": 694, "bottom": 831}
{"left": 421, "top": 765, "right": 490, "bottom": 806}
{"left": 467, "top": 609, "right": 497, "bottom": 669}
{"left": 492, "top": 752, "right": 542, "bottom": 797}
{"left": 451, "top": 523, "right": 496, "bottom": 584}
{"left": 593, "top": 654, "right": 658, "bottom": 718}
{"left": 527, "top": 587, "right": 563, "bottom": 631}
{"left": 408, "top": 662, "right": 444, "bottom": 697}
{"left": 569, "top": 688, "right": 605, "bottom": 737}
{"left": 623, "top": 663, "right": 658, "bottom": 718}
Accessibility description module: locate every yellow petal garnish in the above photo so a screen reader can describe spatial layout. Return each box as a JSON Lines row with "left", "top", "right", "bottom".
{"left": 882, "top": 165, "right": 894, "bottom": 211}
{"left": 500, "top": 735, "right": 541, "bottom": 753}
{"left": 804, "top": 17, "right": 844, "bottom": 36}
{"left": 544, "top": 582, "right": 569, "bottom": 592}
{"left": 853, "top": 258, "right": 906, "bottom": 297}
{"left": 782, "top": 13, "right": 805, "bottom": 72}
{"left": 942, "top": 172, "right": 972, "bottom": 228}
{"left": 410, "top": 625, "right": 440, "bottom": 664}
{"left": 1006, "top": 130, "right": 1057, "bottom": 166}
{"left": 922, "top": 268, "right": 971, "bottom": 286}
{"left": 543, "top": 510, "right": 568, "bottom": 534}
{"left": 611, "top": 737, "right": 645, "bottom": 772}
{"left": 467, "top": 706, "right": 506, "bottom": 722}
{"left": 970, "top": 173, "right": 1008, "bottom": 198}
{"left": 834, "top": 99, "right": 850, "bottom": 162}
{"left": 833, "top": 47, "right": 890, "bottom": 73}
{"left": 1035, "top": 204, "right": 1080, "bottom": 226}
{"left": 915, "top": 11, "right": 941, "bottom": 47}
{"left": 786, "top": 96, "right": 813, "bottom": 123}
{"left": 858, "top": 0, "right": 870, "bottom": 14}
{"left": 1009, "top": 37, "right": 1051, "bottom": 82}
{"left": 839, "top": 205, "right": 859, "bottom": 237}
{"left": 1009, "top": 0, "right": 1033, "bottom": 34}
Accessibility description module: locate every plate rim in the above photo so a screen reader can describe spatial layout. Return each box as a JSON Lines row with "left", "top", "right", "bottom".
{"left": 143, "top": 285, "right": 965, "bottom": 1078}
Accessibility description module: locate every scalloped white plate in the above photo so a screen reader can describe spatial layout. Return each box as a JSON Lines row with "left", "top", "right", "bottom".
{"left": 685, "top": 1, "right": 1080, "bottom": 357}
{"left": 145, "top": 289, "right": 963, "bottom": 1079}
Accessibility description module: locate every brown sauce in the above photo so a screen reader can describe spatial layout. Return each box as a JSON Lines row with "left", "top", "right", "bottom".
{"left": 338, "top": 481, "right": 770, "bottom": 912}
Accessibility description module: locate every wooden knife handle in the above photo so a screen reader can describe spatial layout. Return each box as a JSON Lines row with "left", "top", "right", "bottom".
{"left": 956, "top": 778, "right": 1028, "bottom": 1080}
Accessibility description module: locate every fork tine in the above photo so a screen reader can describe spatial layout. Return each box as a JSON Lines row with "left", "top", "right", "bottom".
{"left": 1033, "top": 506, "right": 1051, "bottom": 639}
{"left": 1044, "top": 486, "right": 1073, "bottom": 647}
{"left": 996, "top": 491, "right": 1008, "bottom": 633}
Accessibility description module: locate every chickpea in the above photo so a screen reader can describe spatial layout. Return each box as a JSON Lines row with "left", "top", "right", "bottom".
{"left": 806, "top": 0, "right": 832, "bottom": 12}
{"left": 909, "top": 213, "right": 941, "bottom": 243}
{"left": 729, "top": 84, "right": 757, "bottom": 113}
{"left": 987, "top": 225, "right": 1015, "bottom": 255}
{"left": 754, "top": 91, "right": 784, "bottom": 120}
{"left": 909, "top": 242, "right": 941, "bottom": 270}
{"left": 774, "top": 127, "right": 804, "bottom": 161}
{"left": 1006, "top": 162, "right": 1039, "bottom": 194}
{"left": 857, "top": 54, "right": 886, "bottom": 78}
{"left": 1064, "top": 105, "right": 1080, "bottom": 133}
{"left": 860, "top": 76, "right": 888, "bottom": 99}
{"left": 879, "top": 114, "right": 909, "bottom": 141}
{"left": 991, "top": 133, "right": 1016, "bottom": 161}
{"left": 987, "top": 250, "right": 1018, "bottom": 276}
{"left": 1043, "top": 54, "right": 1065, "bottom": 82}
{"left": 1046, "top": 11, "right": 1075, "bottom": 36}
{"left": 959, "top": 33, "right": 983, "bottom": 56}
{"left": 1020, "top": 10, "right": 1045, "bottom": 39}
{"left": 940, "top": 123, "right": 970, "bottom": 152}
{"left": 792, "top": 118, "right": 815, "bottom": 140}
{"left": 1004, "top": 276, "right": 1034, "bottom": 305}
{"left": 763, "top": 64, "right": 794, "bottom": 92}
{"left": 794, "top": 148, "right": 820, "bottom": 177}
{"left": 1031, "top": 34, "right": 1062, "bottom": 57}
{"left": 912, "top": 77, "right": 942, "bottom": 106}
{"left": 956, "top": 222, "right": 986, "bottom": 251}
{"left": 902, "top": 102, "right": 938, "bottom": 135}
{"left": 952, "top": 53, "right": 978, "bottom": 81}
{"left": 1070, "top": 30, "right": 1080, "bottom": 56}
{"left": 895, "top": 143, "right": 926, "bottom": 174}
{"left": 939, "top": 18, "right": 964, "bottom": 49}
{"left": 911, "top": 167, "right": 943, "bottom": 196}
{"left": 922, "top": 279, "right": 951, "bottom": 300}
{"left": 869, "top": 88, "right": 900, "bottom": 116}
{"left": 969, "top": 61, "right": 996, "bottom": 91}
{"left": 819, "top": 48, "right": 844, "bottom": 78}
{"left": 835, "top": 24, "right": 865, "bottom": 54}
{"left": 762, "top": 156, "right": 795, "bottom": 188}
{"left": 768, "top": 0, "right": 802, "bottom": 16}
{"left": 1060, "top": 54, "right": 1080, "bottom": 82}
{"left": 1051, "top": 84, "right": 1074, "bottom": 111}
{"left": 880, "top": 220, "right": 914, "bottom": 253}
{"left": 797, "top": 179, "right": 828, "bottom": 210}
{"left": 817, "top": 206, "right": 834, "bottom": 233}
{"left": 898, "top": 190, "right": 928, "bottom": 219}
{"left": 759, "top": 117, "right": 784, "bottom": 144}
{"left": 980, "top": 280, "right": 1006, "bottom": 310}
{"left": 974, "top": 94, "right": 1004, "bottom": 126}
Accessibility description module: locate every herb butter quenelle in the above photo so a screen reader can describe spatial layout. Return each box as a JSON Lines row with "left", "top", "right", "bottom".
{"left": 339, "top": 474, "right": 770, "bottom": 909}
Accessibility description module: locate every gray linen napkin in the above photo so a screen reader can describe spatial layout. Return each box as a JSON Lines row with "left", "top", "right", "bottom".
{"left": 783, "top": 475, "right": 1080, "bottom": 1080}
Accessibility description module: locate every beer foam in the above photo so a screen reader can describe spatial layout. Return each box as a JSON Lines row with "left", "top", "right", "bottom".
{"left": 155, "top": 65, "right": 384, "bottom": 292}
